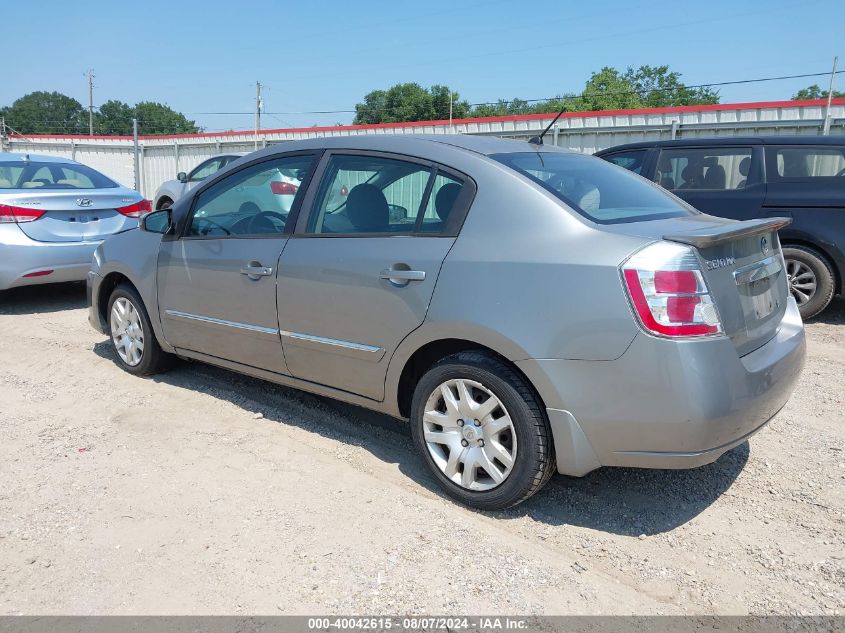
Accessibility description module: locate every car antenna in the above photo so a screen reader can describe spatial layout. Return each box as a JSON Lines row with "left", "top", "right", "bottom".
{"left": 528, "top": 104, "right": 568, "bottom": 145}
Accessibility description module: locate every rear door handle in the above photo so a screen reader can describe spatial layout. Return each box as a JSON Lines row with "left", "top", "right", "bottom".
{"left": 379, "top": 268, "right": 426, "bottom": 284}
{"left": 240, "top": 262, "right": 273, "bottom": 279}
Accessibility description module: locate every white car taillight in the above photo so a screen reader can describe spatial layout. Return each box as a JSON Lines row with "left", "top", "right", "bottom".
{"left": 621, "top": 241, "right": 723, "bottom": 338}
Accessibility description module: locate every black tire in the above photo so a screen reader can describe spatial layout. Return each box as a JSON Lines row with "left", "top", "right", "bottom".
{"left": 158, "top": 198, "right": 173, "bottom": 210}
{"left": 409, "top": 351, "right": 556, "bottom": 510}
{"left": 107, "top": 283, "right": 172, "bottom": 376}
{"left": 782, "top": 245, "right": 835, "bottom": 320}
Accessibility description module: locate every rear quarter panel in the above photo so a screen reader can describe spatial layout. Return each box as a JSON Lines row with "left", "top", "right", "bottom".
{"left": 384, "top": 155, "right": 649, "bottom": 413}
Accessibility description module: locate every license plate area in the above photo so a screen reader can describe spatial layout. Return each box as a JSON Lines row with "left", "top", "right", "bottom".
{"left": 734, "top": 256, "right": 783, "bottom": 323}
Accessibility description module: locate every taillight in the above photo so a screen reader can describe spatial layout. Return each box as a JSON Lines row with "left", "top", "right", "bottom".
{"left": 270, "top": 181, "right": 298, "bottom": 195}
{"left": 0, "top": 204, "right": 46, "bottom": 223}
{"left": 621, "top": 241, "right": 722, "bottom": 338}
{"left": 116, "top": 200, "right": 152, "bottom": 217}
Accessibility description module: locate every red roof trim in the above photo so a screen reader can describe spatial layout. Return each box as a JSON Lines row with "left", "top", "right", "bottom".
{"left": 11, "top": 98, "right": 845, "bottom": 142}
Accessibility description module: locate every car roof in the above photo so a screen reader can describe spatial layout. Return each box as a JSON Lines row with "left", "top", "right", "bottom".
{"left": 262, "top": 133, "right": 573, "bottom": 157}
{"left": 0, "top": 152, "right": 79, "bottom": 164}
{"left": 595, "top": 135, "right": 845, "bottom": 154}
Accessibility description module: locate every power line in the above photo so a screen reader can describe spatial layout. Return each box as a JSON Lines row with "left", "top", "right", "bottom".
{"left": 182, "top": 69, "right": 845, "bottom": 117}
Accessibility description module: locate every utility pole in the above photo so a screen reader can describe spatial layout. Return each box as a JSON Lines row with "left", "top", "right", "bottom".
{"left": 86, "top": 69, "right": 95, "bottom": 136}
{"left": 449, "top": 91, "right": 453, "bottom": 132}
{"left": 132, "top": 118, "right": 141, "bottom": 193}
{"left": 254, "top": 81, "right": 263, "bottom": 150}
{"left": 0, "top": 117, "right": 8, "bottom": 152}
{"left": 822, "top": 56, "right": 838, "bottom": 136}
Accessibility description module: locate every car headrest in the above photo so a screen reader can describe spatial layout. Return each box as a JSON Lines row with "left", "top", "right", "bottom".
{"left": 738, "top": 157, "right": 751, "bottom": 177}
{"left": 346, "top": 184, "right": 389, "bottom": 232}
{"left": 434, "top": 183, "right": 462, "bottom": 221}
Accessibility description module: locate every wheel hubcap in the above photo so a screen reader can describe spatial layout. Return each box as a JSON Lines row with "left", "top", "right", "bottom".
{"left": 422, "top": 378, "right": 517, "bottom": 492}
{"left": 110, "top": 297, "right": 144, "bottom": 366}
{"left": 785, "top": 259, "right": 817, "bottom": 306}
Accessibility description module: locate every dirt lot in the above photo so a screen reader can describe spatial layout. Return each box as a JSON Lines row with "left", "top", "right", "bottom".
{"left": 0, "top": 284, "right": 842, "bottom": 615}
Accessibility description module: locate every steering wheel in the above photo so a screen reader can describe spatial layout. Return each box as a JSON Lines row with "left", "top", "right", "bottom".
{"left": 193, "top": 217, "right": 231, "bottom": 236}
{"left": 247, "top": 211, "right": 287, "bottom": 234}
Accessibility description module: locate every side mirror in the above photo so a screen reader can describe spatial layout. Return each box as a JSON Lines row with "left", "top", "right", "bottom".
{"left": 140, "top": 209, "right": 173, "bottom": 235}
{"left": 177, "top": 172, "right": 188, "bottom": 183}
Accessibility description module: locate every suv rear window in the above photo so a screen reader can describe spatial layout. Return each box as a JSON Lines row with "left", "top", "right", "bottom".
{"left": 492, "top": 152, "right": 694, "bottom": 224}
{"left": 771, "top": 147, "right": 845, "bottom": 178}
{"left": 0, "top": 161, "right": 118, "bottom": 190}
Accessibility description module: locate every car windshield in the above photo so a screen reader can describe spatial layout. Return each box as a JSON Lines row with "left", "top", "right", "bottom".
{"left": 492, "top": 151, "right": 695, "bottom": 224}
{"left": 0, "top": 160, "right": 118, "bottom": 190}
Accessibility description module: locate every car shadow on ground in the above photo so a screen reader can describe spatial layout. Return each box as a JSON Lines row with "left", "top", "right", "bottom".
{"left": 92, "top": 338, "right": 748, "bottom": 536}
{"left": 0, "top": 282, "right": 87, "bottom": 315}
{"left": 810, "top": 296, "right": 845, "bottom": 325}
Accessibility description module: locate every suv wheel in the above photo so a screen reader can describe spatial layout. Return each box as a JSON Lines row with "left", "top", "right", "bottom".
{"left": 409, "top": 351, "right": 555, "bottom": 510}
{"left": 107, "top": 284, "right": 172, "bottom": 375}
{"left": 782, "top": 246, "right": 835, "bottom": 320}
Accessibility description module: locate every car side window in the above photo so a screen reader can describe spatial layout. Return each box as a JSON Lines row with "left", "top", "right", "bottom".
{"left": 419, "top": 173, "right": 464, "bottom": 233}
{"left": 770, "top": 146, "right": 845, "bottom": 178}
{"left": 187, "top": 155, "right": 316, "bottom": 238}
{"left": 604, "top": 150, "right": 647, "bottom": 175}
{"left": 307, "top": 155, "right": 435, "bottom": 235}
{"left": 656, "top": 148, "right": 753, "bottom": 191}
{"left": 189, "top": 158, "right": 224, "bottom": 182}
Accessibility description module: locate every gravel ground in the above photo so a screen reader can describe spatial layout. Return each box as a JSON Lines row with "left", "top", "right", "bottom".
{"left": 0, "top": 283, "right": 842, "bottom": 615}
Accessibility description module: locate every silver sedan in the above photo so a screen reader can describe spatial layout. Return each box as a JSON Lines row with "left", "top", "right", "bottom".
{"left": 0, "top": 153, "right": 148, "bottom": 290}
{"left": 87, "top": 135, "right": 805, "bottom": 510}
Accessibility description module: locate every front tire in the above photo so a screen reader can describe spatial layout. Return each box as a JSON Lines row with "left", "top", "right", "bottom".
{"left": 107, "top": 284, "right": 172, "bottom": 376}
{"left": 410, "top": 351, "right": 555, "bottom": 510}
{"left": 782, "top": 246, "right": 835, "bottom": 320}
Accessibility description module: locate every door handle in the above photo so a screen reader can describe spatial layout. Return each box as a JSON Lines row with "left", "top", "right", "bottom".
{"left": 240, "top": 262, "right": 273, "bottom": 279}
{"left": 379, "top": 267, "right": 426, "bottom": 284}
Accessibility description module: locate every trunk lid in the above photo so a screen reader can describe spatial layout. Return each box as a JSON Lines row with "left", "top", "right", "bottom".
{"left": 4, "top": 191, "right": 139, "bottom": 242}
{"left": 609, "top": 215, "right": 792, "bottom": 356}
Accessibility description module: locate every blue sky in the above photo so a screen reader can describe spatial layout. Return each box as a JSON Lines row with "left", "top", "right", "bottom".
{"left": 2, "top": 0, "right": 842, "bottom": 133}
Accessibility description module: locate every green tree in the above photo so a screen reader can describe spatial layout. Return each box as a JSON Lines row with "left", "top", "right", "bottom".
{"left": 579, "top": 67, "right": 643, "bottom": 111}
{"left": 792, "top": 84, "right": 845, "bottom": 100}
{"left": 1, "top": 91, "right": 86, "bottom": 134}
{"left": 623, "top": 65, "right": 719, "bottom": 107}
{"left": 132, "top": 102, "right": 200, "bottom": 134}
{"left": 354, "top": 83, "right": 468, "bottom": 124}
{"left": 95, "top": 99, "right": 135, "bottom": 135}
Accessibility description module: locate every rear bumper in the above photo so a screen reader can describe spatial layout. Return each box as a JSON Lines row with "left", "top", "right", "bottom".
{"left": 0, "top": 224, "right": 100, "bottom": 290}
{"left": 518, "top": 297, "right": 806, "bottom": 475}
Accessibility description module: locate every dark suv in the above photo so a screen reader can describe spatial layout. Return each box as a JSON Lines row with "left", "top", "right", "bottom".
{"left": 596, "top": 136, "right": 845, "bottom": 318}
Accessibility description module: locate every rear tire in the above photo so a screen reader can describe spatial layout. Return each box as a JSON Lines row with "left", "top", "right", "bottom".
{"left": 782, "top": 246, "right": 835, "bottom": 320}
{"left": 158, "top": 198, "right": 173, "bottom": 210}
{"left": 107, "top": 284, "right": 172, "bottom": 376}
{"left": 409, "top": 351, "right": 555, "bottom": 510}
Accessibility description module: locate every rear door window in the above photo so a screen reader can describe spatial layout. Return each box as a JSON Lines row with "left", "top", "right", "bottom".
{"left": 770, "top": 146, "right": 845, "bottom": 178}
{"left": 655, "top": 148, "right": 753, "bottom": 190}
{"left": 307, "top": 154, "right": 439, "bottom": 235}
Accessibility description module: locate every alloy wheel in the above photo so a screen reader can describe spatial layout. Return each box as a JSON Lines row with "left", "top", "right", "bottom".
{"left": 422, "top": 378, "right": 517, "bottom": 491}
{"left": 110, "top": 297, "right": 145, "bottom": 366}
{"left": 785, "top": 258, "right": 817, "bottom": 306}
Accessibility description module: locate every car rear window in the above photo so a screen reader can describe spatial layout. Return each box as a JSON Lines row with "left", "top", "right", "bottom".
{"left": 492, "top": 152, "right": 694, "bottom": 224}
{"left": 0, "top": 161, "right": 118, "bottom": 190}
{"left": 771, "top": 147, "right": 845, "bottom": 178}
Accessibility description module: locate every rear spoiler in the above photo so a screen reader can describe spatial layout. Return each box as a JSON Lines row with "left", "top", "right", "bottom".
{"left": 663, "top": 217, "right": 792, "bottom": 249}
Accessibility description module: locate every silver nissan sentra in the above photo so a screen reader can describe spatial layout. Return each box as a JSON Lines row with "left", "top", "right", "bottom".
{"left": 87, "top": 135, "right": 805, "bottom": 510}
{"left": 0, "top": 153, "right": 149, "bottom": 290}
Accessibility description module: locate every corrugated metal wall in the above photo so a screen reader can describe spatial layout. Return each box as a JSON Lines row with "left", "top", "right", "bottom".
{"left": 6, "top": 99, "right": 844, "bottom": 198}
